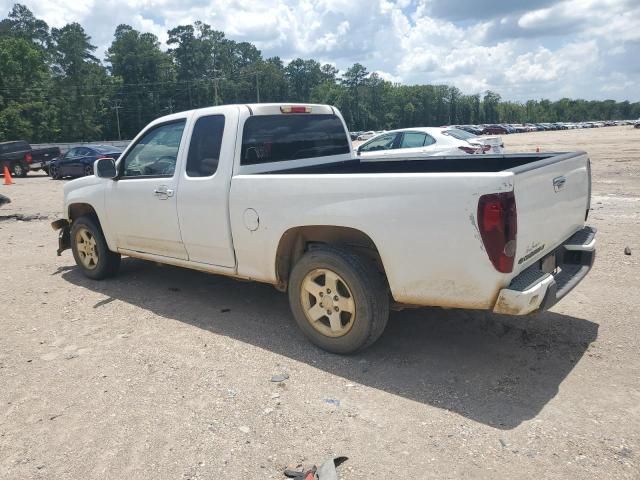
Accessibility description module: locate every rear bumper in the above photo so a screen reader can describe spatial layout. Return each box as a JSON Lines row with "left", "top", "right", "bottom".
{"left": 493, "top": 226, "right": 596, "bottom": 315}
{"left": 30, "top": 160, "right": 45, "bottom": 169}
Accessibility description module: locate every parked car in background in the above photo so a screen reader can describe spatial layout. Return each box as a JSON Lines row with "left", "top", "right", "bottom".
{"left": 481, "top": 124, "right": 510, "bottom": 135}
{"left": 0, "top": 140, "right": 60, "bottom": 177}
{"left": 356, "top": 127, "right": 504, "bottom": 159}
{"left": 49, "top": 145, "right": 123, "bottom": 179}
{"left": 635, "top": 119, "right": 640, "bottom": 128}
{"left": 456, "top": 125, "right": 484, "bottom": 135}
{"left": 356, "top": 131, "right": 376, "bottom": 141}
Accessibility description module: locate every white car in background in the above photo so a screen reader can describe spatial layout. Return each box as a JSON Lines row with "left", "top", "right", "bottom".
{"left": 356, "top": 131, "right": 377, "bottom": 141}
{"left": 355, "top": 127, "right": 504, "bottom": 159}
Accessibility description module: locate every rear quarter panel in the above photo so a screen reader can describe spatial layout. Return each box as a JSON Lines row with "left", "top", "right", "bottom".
{"left": 229, "top": 172, "right": 515, "bottom": 309}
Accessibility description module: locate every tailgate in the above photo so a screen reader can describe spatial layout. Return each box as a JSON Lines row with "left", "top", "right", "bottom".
{"left": 511, "top": 152, "right": 590, "bottom": 273}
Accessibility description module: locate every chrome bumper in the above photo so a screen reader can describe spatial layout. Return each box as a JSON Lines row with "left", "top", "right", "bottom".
{"left": 493, "top": 226, "right": 596, "bottom": 315}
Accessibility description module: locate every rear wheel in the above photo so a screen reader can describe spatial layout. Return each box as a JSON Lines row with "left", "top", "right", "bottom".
{"left": 12, "top": 162, "right": 28, "bottom": 178}
{"left": 288, "top": 246, "right": 389, "bottom": 354}
{"left": 84, "top": 165, "right": 93, "bottom": 176}
{"left": 70, "top": 216, "right": 120, "bottom": 280}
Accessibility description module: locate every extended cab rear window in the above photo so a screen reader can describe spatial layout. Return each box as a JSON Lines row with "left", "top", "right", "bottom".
{"left": 241, "top": 114, "right": 350, "bottom": 165}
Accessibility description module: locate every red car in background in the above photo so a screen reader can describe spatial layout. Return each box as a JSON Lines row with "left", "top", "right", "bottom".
{"left": 481, "top": 124, "right": 510, "bottom": 135}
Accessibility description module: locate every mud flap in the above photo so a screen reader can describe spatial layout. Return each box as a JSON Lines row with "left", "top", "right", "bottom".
{"left": 51, "top": 219, "right": 71, "bottom": 256}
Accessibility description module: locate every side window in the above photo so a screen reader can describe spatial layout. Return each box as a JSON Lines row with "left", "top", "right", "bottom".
{"left": 64, "top": 148, "right": 78, "bottom": 159}
{"left": 121, "top": 120, "right": 186, "bottom": 178}
{"left": 424, "top": 134, "right": 436, "bottom": 146}
{"left": 186, "top": 115, "right": 225, "bottom": 177}
{"left": 76, "top": 147, "right": 91, "bottom": 157}
{"left": 400, "top": 132, "right": 427, "bottom": 148}
{"left": 360, "top": 134, "right": 397, "bottom": 152}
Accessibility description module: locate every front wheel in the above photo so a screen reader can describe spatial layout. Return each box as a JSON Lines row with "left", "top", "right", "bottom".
{"left": 49, "top": 164, "right": 61, "bottom": 179}
{"left": 70, "top": 216, "right": 121, "bottom": 280}
{"left": 288, "top": 246, "right": 389, "bottom": 354}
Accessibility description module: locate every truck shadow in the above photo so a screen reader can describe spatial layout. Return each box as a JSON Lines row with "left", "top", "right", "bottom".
{"left": 62, "top": 258, "right": 598, "bottom": 430}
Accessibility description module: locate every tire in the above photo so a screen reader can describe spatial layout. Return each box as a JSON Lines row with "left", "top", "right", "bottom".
{"left": 84, "top": 164, "right": 93, "bottom": 176}
{"left": 70, "top": 216, "right": 121, "bottom": 280}
{"left": 42, "top": 166, "right": 49, "bottom": 175}
{"left": 49, "top": 164, "right": 60, "bottom": 180}
{"left": 288, "top": 246, "right": 389, "bottom": 354}
{"left": 12, "top": 162, "right": 28, "bottom": 178}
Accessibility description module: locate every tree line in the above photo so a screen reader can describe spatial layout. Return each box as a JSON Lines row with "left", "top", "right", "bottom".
{"left": 1, "top": 4, "right": 639, "bottom": 143}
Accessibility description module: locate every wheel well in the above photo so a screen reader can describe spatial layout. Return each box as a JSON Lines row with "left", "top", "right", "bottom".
{"left": 275, "top": 226, "right": 387, "bottom": 291}
{"left": 68, "top": 203, "right": 99, "bottom": 224}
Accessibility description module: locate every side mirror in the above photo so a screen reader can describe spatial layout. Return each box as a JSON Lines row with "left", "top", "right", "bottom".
{"left": 95, "top": 158, "right": 117, "bottom": 179}
{"left": 356, "top": 147, "right": 361, "bottom": 156}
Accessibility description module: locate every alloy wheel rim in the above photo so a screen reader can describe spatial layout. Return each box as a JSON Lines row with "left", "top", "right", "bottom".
{"left": 75, "top": 227, "right": 99, "bottom": 270}
{"left": 300, "top": 268, "right": 356, "bottom": 338}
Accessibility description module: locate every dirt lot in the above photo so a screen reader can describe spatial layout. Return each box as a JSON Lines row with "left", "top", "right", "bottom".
{"left": 1, "top": 126, "right": 638, "bottom": 479}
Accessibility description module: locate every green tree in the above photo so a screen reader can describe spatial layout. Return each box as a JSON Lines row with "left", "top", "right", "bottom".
{"left": 51, "top": 22, "right": 112, "bottom": 141}
{"left": 106, "top": 24, "right": 174, "bottom": 137}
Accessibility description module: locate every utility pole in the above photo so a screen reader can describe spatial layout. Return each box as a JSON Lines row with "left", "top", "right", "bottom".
{"left": 112, "top": 99, "right": 122, "bottom": 140}
{"left": 211, "top": 49, "right": 223, "bottom": 106}
{"left": 255, "top": 72, "right": 260, "bottom": 103}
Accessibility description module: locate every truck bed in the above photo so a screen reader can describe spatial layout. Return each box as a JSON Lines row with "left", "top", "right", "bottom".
{"left": 258, "top": 152, "right": 579, "bottom": 175}
{"left": 235, "top": 149, "right": 590, "bottom": 310}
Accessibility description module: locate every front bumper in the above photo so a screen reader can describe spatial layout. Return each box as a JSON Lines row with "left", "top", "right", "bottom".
{"left": 493, "top": 226, "right": 596, "bottom": 315}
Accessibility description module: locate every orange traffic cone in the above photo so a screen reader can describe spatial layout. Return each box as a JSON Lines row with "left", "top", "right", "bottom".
{"left": 3, "top": 166, "right": 12, "bottom": 185}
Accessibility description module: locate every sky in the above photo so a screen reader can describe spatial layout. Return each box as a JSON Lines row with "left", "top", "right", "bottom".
{"left": 3, "top": 0, "right": 639, "bottom": 102}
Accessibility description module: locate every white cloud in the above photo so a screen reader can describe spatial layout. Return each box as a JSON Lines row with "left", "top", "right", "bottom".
{"left": 3, "top": 0, "right": 639, "bottom": 101}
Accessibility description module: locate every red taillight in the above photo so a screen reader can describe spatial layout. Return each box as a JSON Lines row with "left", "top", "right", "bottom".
{"left": 477, "top": 191, "right": 517, "bottom": 273}
{"left": 96, "top": 155, "right": 107, "bottom": 159}
{"left": 280, "top": 105, "right": 312, "bottom": 113}
{"left": 24, "top": 153, "right": 33, "bottom": 163}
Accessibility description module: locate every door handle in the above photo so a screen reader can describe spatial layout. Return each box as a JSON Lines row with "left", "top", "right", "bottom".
{"left": 153, "top": 186, "right": 174, "bottom": 199}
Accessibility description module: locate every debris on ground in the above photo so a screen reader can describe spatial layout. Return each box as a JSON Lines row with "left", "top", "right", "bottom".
{"left": 271, "top": 373, "right": 289, "bottom": 382}
{"left": 0, "top": 193, "right": 10, "bottom": 207}
{"left": 624, "top": 246, "right": 632, "bottom": 255}
{"left": 284, "top": 457, "right": 348, "bottom": 480}
{"left": 0, "top": 213, "right": 48, "bottom": 221}
{"left": 323, "top": 399, "right": 340, "bottom": 407}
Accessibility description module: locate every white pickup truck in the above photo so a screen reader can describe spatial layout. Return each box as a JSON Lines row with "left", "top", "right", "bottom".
{"left": 52, "top": 103, "right": 596, "bottom": 354}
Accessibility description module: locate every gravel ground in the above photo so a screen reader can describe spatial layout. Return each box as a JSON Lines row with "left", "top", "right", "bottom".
{"left": 1, "top": 126, "right": 638, "bottom": 479}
